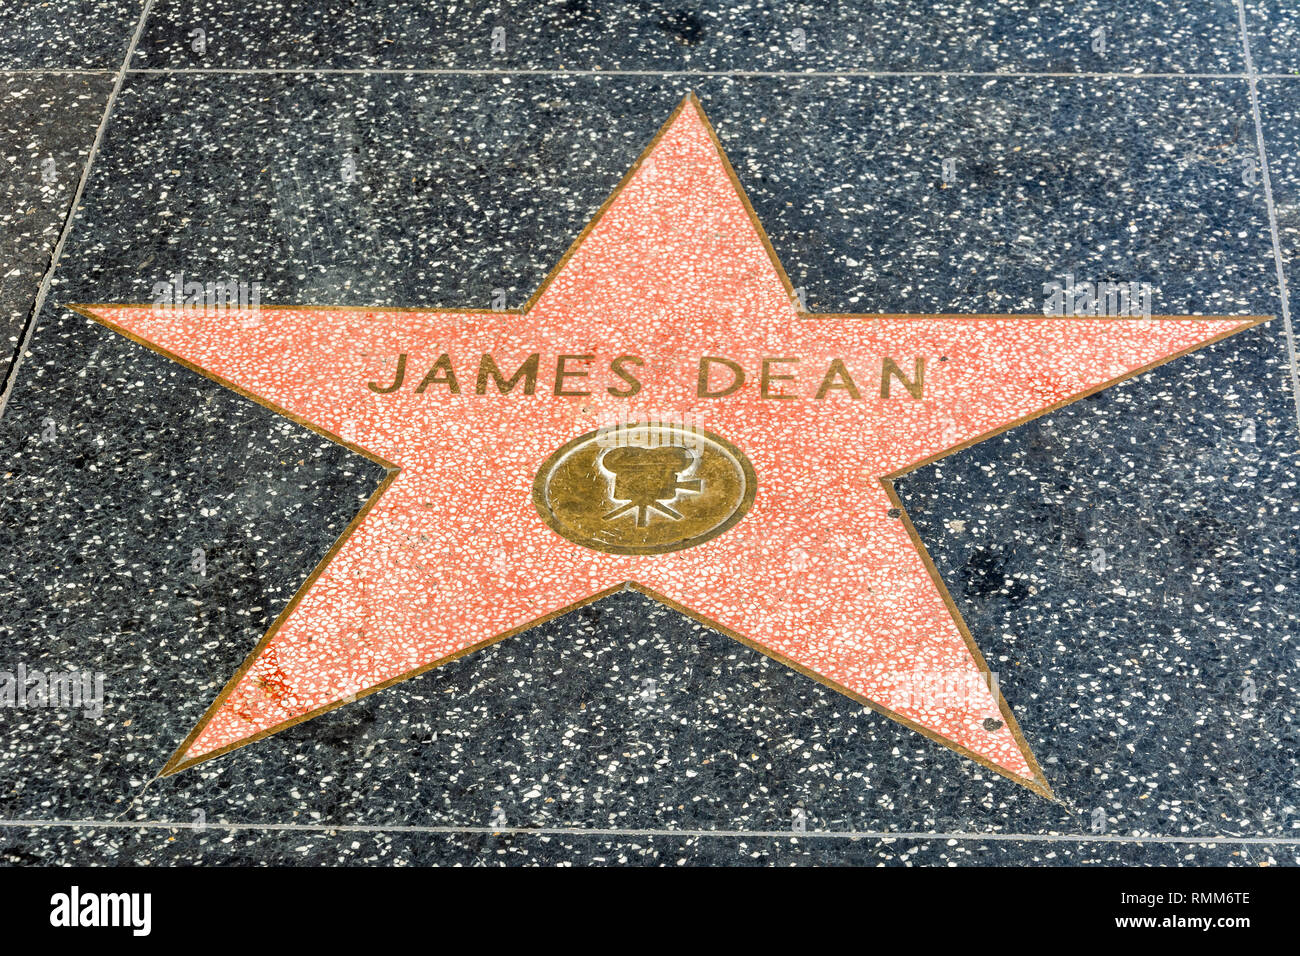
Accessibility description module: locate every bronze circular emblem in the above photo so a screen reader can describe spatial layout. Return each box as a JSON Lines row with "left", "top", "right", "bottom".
{"left": 533, "top": 422, "right": 757, "bottom": 555}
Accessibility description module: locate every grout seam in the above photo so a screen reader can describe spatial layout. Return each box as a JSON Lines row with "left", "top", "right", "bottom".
{"left": 1236, "top": 0, "right": 1300, "bottom": 428}
{"left": 123, "top": 67, "right": 1265, "bottom": 78}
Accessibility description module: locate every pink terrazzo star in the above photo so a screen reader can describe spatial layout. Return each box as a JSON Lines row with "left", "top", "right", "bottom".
{"left": 75, "top": 95, "right": 1265, "bottom": 795}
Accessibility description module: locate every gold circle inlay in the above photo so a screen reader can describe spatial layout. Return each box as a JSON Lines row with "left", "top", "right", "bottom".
{"left": 533, "top": 422, "right": 757, "bottom": 555}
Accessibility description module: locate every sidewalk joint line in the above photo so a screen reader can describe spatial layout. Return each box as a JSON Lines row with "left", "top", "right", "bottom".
{"left": 1236, "top": 0, "right": 1300, "bottom": 429}
{"left": 0, "top": 0, "right": 158, "bottom": 419}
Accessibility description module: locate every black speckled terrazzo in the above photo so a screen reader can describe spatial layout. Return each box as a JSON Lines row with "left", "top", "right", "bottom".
{"left": 1245, "top": 1, "right": 1300, "bottom": 75}
{"left": 14, "top": 73, "right": 1282, "bottom": 314}
{"left": 1257, "top": 81, "right": 1300, "bottom": 381}
{"left": 0, "top": 74, "right": 113, "bottom": 389}
{"left": 1, "top": 3, "right": 1298, "bottom": 868}
{"left": 0, "top": 826, "right": 1283, "bottom": 866}
{"left": 131, "top": 0, "right": 1244, "bottom": 73}
{"left": 0, "top": 1, "right": 143, "bottom": 70}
